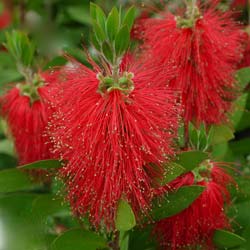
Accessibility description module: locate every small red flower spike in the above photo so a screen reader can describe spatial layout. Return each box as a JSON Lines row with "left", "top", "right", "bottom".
{"left": 154, "top": 161, "right": 233, "bottom": 250}
{"left": 0, "top": 72, "right": 57, "bottom": 166}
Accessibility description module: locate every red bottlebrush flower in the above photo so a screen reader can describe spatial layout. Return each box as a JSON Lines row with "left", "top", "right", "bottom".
{"left": 47, "top": 59, "right": 179, "bottom": 229}
{"left": 141, "top": 5, "right": 243, "bottom": 126}
{"left": 154, "top": 162, "right": 233, "bottom": 250}
{"left": 0, "top": 72, "right": 56, "bottom": 165}
{"left": 0, "top": 9, "right": 11, "bottom": 29}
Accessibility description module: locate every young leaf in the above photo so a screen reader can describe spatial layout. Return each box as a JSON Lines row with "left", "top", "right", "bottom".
{"left": 123, "top": 6, "right": 136, "bottom": 31}
{"left": 102, "top": 40, "right": 114, "bottom": 63}
{"left": 50, "top": 228, "right": 107, "bottom": 250}
{"left": 213, "top": 229, "right": 246, "bottom": 249}
{"left": 115, "top": 200, "right": 136, "bottom": 231}
{"left": 162, "top": 163, "right": 185, "bottom": 185}
{"left": 90, "top": 3, "right": 106, "bottom": 29}
{"left": 115, "top": 25, "right": 130, "bottom": 56}
{"left": 106, "top": 7, "right": 119, "bottom": 41}
{"left": 93, "top": 21, "right": 105, "bottom": 44}
{"left": 209, "top": 125, "right": 234, "bottom": 145}
{"left": 152, "top": 185, "right": 205, "bottom": 221}
{"left": 0, "top": 169, "right": 34, "bottom": 193}
{"left": 18, "top": 159, "right": 62, "bottom": 170}
{"left": 176, "top": 151, "right": 208, "bottom": 172}
{"left": 5, "top": 31, "right": 35, "bottom": 67}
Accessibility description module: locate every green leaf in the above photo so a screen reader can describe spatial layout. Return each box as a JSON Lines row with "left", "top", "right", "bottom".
{"left": 32, "top": 194, "right": 69, "bottom": 219}
{"left": 162, "top": 163, "right": 185, "bottom": 184}
{"left": 236, "top": 67, "right": 250, "bottom": 90}
{"left": 231, "top": 93, "right": 249, "bottom": 128}
{"left": 115, "top": 200, "right": 136, "bottom": 231}
{"left": 90, "top": 3, "right": 106, "bottom": 29}
{"left": 209, "top": 125, "right": 235, "bottom": 145}
{"left": 5, "top": 31, "right": 36, "bottom": 67}
{"left": 176, "top": 151, "right": 208, "bottom": 172}
{"left": 152, "top": 185, "right": 205, "bottom": 221}
{"left": 50, "top": 228, "right": 107, "bottom": 250}
{"left": 66, "top": 6, "right": 91, "bottom": 25}
{"left": 115, "top": 25, "right": 130, "bottom": 56}
{"left": 18, "top": 159, "right": 62, "bottom": 170}
{"left": 213, "top": 230, "right": 246, "bottom": 249}
{"left": 106, "top": 7, "right": 119, "bottom": 41}
{"left": 123, "top": 6, "right": 136, "bottom": 31}
{"left": 119, "top": 231, "right": 129, "bottom": 250}
{"left": 102, "top": 40, "right": 114, "bottom": 63}
{"left": 0, "top": 169, "right": 34, "bottom": 193}
{"left": 93, "top": 21, "right": 105, "bottom": 44}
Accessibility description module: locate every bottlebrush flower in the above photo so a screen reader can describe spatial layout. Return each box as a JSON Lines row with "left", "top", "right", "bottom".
{"left": 47, "top": 58, "right": 180, "bottom": 229}
{"left": 154, "top": 161, "right": 233, "bottom": 250}
{"left": 141, "top": 4, "right": 243, "bottom": 126}
{"left": 0, "top": 72, "right": 56, "bottom": 165}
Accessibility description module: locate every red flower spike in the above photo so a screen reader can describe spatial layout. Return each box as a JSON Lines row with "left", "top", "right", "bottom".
{"left": 141, "top": 6, "right": 243, "bottom": 126}
{"left": 0, "top": 72, "right": 56, "bottom": 166}
{"left": 154, "top": 163, "right": 233, "bottom": 250}
{"left": 47, "top": 59, "right": 180, "bottom": 229}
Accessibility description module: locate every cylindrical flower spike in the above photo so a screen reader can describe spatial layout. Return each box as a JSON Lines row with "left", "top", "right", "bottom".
{"left": 140, "top": 3, "right": 243, "bottom": 126}
{"left": 47, "top": 57, "right": 180, "bottom": 229}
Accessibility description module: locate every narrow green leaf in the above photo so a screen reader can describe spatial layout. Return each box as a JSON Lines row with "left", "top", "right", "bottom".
{"left": 90, "top": 2, "right": 97, "bottom": 20}
{"left": 50, "top": 228, "right": 107, "bottom": 250}
{"left": 0, "top": 169, "right": 34, "bottom": 193}
{"left": 152, "top": 185, "right": 205, "bottom": 221}
{"left": 236, "top": 67, "right": 250, "bottom": 90}
{"left": 90, "top": 3, "right": 106, "bottom": 29}
{"left": 115, "top": 25, "right": 130, "bottom": 56}
{"left": 123, "top": 6, "right": 136, "bottom": 31}
{"left": 209, "top": 125, "right": 234, "bottom": 145}
{"left": 93, "top": 21, "right": 105, "bottom": 44}
{"left": 213, "top": 229, "right": 246, "bottom": 249}
{"left": 18, "top": 159, "right": 62, "bottom": 170}
{"left": 176, "top": 151, "right": 208, "bottom": 172}
{"left": 90, "top": 32, "right": 101, "bottom": 51}
{"left": 119, "top": 231, "right": 129, "bottom": 250}
{"left": 32, "top": 194, "right": 69, "bottom": 219}
{"left": 115, "top": 200, "right": 136, "bottom": 231}
{"left": 162, "top": 163, "right": 185, "bottom": 184}
{"left": 106, "top": 7, "right": 119, "bottom": 41}
{"left": 102, "top": 40, "right": 114, "bottom": 63}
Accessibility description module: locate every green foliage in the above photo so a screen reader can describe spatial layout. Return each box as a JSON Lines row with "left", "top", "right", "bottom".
{"left": 0, "top": 169, "right": 35, "bottom": 193}
{"left": 213, "top": 230, "right": 246, "bottom": 249}
{"left": 152, "top": 185, "right": 205, "bottom": 221}
{"left": 175, "top": 150, "right": 208, "bottom": 172}
{"left": 236, "top": 67, "right": 250, "bottom": 90}
{"left": 90, "top": 3, "right": 136, "bottom": 63}
{"left": 50, "top": 228, "right": 107, "bottom": 250}
{"left": 19, "top": 159, "right": 62, "bottom": 170}
{"left": 115, "top": 200, "right": 136, "bottom": 231}
{"left": 5, "top": 31, "right": 35, "bottom": 67}
{"left": 162, "top": 163, "right": 185, "bottom": 184}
